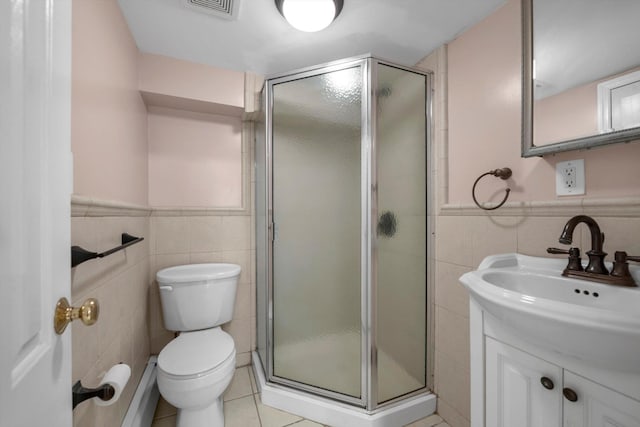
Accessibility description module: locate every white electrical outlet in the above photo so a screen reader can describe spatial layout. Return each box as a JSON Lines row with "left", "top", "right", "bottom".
{"left": 556, "top": 159, "right": 585, "bottom": 196}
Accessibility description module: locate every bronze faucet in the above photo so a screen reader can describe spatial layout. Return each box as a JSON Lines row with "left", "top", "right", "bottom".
{"left": 558, "top": 215, "right": 608, "bottom": 275}
{"left": 547, "top": 215, "right": 638, "bottom": 287}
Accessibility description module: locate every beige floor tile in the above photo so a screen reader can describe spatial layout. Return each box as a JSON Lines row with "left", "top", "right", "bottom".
{"left": 150, "top": 415, "right": 176, "bottom": 427}
{"left": 254, "top": 393, "right": 303, "bottom": 427}
{"left": 152, "top": 396, "right": 176, "bottom": 419}
{"left": 436, "top": 398, "right": 470, "bottom": 427}
{"left": 248, "top": 365, "right": 258, "bottom": 393}
{"left": 289, "top": 420, "right": 325, "bottom": 427}
{"left": 224, "top": 367, "right": 253, "bottom": 401}
{"left": 404, "top": 413, "right": 444, "bottom": 426}
{"left": 224, "top": 395, "right": 261, "bottom": 427}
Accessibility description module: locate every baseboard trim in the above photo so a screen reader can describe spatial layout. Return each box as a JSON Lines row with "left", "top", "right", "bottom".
{"left": 121, "top": 356, "right": 159, "bottom": 427}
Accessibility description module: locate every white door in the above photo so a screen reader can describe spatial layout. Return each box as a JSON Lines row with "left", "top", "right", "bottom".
{"left": 563, "top": 371, "right": 640, "bottom": 427}
{"left": 0, "top": 0, "right": 72, "bottom": 426}
{"left": 485, "top": 337, "right": 563, "bottom": 427}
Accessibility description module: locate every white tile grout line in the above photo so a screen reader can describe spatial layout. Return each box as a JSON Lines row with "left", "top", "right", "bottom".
{"left": 252, "top": 393, "right": 265, "bottom": 426}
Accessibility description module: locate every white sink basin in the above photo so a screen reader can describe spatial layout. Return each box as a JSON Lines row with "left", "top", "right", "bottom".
{"left": 460, "top": 253, "right": 640, "bottom": 373}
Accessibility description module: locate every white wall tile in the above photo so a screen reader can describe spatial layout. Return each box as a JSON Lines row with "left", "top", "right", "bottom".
{"left": 434, "top": 350, "right": 470, "bottom": 422}
{"left": 187, "top": 216, "right": 224, "bottom": 252}
{"left": 435, "top": 261, "right": 471, "bottom": 318}
{"left": 435, "top": 216, "right": 473, "bottom": 266}
{"left": 221, "top": 216, "right": 252, "bottom": 251}
{"left": 435, "top": 307, "right": 470, "bottom": 371}
{"left": 469, "top": 215, "right": 519, "bottom": 267}
{"left": 516, "top": 216, "right": 583, "bottom": 257}
{"left": 154, "top": 217, "right": 189, "bottom": 254}
{"left": 72, "top": 214, "right": 151, "bottom": 427}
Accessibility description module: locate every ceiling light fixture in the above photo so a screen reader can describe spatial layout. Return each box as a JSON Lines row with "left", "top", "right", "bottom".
{"left": 275, "top": 0, "right": 344, "bottom": 33}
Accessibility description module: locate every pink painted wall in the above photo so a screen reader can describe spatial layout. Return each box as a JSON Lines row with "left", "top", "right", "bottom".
{"left": 140, "top": 53, "right": 246, "bottom": 209}
{"left": 447, "top": 0, "right": 640, "bottom": 203}
{"left": 139, "top": 53, "right": 244, "bottom": 111}
{"left": 147, "top": 107, "right": 243, "bottom": 207}
{"left": 72, "top": 0, "right": 148, "bottom": 205}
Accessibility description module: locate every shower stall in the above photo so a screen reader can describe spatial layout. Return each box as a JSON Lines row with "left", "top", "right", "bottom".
{"left": 254, "top": 55, "right": 434, "bottom": 425}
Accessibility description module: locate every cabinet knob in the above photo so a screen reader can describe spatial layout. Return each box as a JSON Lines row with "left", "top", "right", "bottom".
{"left": 563, "top": 387, "right": 578, "bottom": 402}
{"left": 540, "top": 377, "right": 554, "bottom": 390}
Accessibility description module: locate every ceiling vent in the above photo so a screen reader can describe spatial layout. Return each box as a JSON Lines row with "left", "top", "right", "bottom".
{"left": 182, "top": 0, "right": 241, "bottom": 20}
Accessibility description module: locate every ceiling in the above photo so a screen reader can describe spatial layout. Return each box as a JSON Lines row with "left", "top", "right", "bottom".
{"left": 118, "top": 0, "right": 506, "bottom": 76}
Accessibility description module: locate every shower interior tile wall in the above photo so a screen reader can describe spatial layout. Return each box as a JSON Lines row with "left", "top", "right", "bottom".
{"left": 71, "top": 214, "right": 151, "bottom": 427}
{"left": 148, "top": 214, "right": 256, "bottom": 366}
{"left": 434, "top": 213, "right": 640, "bottom": 427}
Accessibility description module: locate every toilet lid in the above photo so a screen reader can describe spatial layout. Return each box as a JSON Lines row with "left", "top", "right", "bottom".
{"left": 158, "top": 328, "right": 235, "bottom": 377}
{"left": 156, "top": 263, "right": 241, "bottom": 285}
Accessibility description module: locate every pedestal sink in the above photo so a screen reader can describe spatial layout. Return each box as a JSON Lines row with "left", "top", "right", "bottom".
{"left": 459, "top": 253, "right": 640, "bottom": 373}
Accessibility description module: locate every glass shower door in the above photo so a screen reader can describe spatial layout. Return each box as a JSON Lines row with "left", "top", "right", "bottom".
{"left": 270, "top": 64, "right": 364, "bottom": 400}
{"left": 375, "top": 63, "right": 428, "bottom": 403}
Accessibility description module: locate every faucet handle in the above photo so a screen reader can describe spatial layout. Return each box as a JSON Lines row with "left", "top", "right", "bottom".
{"left": 608, "top": 252, "right": 639, "bottom": 286}
{"left": 626, "top": 254, "right": 640, "bottom": 263}
{"left": 548, "top": 247, "right": 583, "bottom": 272}
{"left": 610, "top": 251, "right": 640, "bottom": 277}
{"left": 547, "top": 247, "right": 571, "bottom": 255}
{"left": 613, "top": 251, "right": 640, "bottom": 263}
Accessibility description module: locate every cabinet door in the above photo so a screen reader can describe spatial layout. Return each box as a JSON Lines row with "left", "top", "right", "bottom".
{"left": 486, "top": 337, "right": 563, "bottom": 427}
{"left": 563, "top": 371, "right": 640, "bottom": 427}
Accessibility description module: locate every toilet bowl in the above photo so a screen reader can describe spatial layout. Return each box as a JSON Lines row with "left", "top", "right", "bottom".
{"left": 155, "top": 263, "right": 241, "bottom": 427}
{"left": 157, "top": 328, "right": 236, "bottom": 426}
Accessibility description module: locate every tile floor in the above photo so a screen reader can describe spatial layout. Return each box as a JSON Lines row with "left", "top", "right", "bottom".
{"left": 151, "top": 366, "right": 449, "bottom": 427}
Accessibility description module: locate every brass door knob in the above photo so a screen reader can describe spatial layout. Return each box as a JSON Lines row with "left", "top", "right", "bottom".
{"left": 54, "top": 297, "right": 99, "bottom": 335}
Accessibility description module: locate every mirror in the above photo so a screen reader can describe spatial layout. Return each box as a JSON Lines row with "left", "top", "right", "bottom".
{"left": 522, "top": 0, "right": 640, "bottom": 157}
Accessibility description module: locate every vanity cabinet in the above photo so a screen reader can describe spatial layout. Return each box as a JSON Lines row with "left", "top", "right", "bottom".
{"left": 460, "top": 253, "right": 640, "bottom": 427}
{"left": 563, "top": 371, "right": 640, "bottom": 427}
{"left": 485, "top": 336, "right": 640, "bottom": 427}
{"left": 485, "top": 337, "right": 561, "bottom": 427}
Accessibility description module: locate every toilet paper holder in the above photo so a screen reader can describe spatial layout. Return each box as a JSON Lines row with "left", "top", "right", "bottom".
{"left": 72, "top": 380, "right": 114, "bottom": 409}
{"left": 72, "top": 363, "right": 130, "bottom": 410}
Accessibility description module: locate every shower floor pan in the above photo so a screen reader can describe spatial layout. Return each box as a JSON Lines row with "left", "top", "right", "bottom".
{"left": 273, "top": 330, "right": 424, "bottom": 401}
{"left": 253, "top": 334, "right": 435, "bottom": 427}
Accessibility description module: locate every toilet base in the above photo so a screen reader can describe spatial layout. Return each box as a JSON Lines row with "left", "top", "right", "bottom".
{"left": 176, "top": 396, "right": 223, "bottom": 427}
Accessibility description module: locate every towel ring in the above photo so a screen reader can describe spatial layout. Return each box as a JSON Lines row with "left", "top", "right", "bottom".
{"left": 472, "top": 168, "right": 512, "bottom": 211}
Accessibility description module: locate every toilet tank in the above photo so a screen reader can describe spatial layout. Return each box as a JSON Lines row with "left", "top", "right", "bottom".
{"left": 156, "top": 263, "right": 241, "bottom": 331}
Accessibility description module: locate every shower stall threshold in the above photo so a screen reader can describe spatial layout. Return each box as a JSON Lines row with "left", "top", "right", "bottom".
{"left": 251, "top": 352, "right": 437, "bottom": 427}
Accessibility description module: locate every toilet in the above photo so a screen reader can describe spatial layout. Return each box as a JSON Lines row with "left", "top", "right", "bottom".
{"left": 155, "top": 263, "right": 241, "bottom": 427}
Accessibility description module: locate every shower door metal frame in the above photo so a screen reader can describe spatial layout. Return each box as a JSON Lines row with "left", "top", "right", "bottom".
{"left": 368, "top": 59, "right": 434, "bottom": 410}
{"left": 265, "top": 56, "right": 370, "bottom": 409}
{"left": 262, "top": 54, "right": 433, "bottom": 412}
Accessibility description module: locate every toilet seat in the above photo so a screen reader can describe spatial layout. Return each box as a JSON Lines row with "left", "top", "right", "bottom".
{"left": 158, "top": 328, "right": 235, "bottom": 380}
